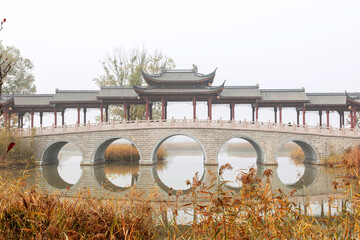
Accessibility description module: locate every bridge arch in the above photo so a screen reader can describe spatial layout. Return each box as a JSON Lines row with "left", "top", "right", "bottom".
{"left": 277, "top": 139, "right": 318, "bottom": 164}
{"left": 41, "top": 140, "right": 84, "bottom": 165}
{"left": 92, "top": 136, "right": 142, "bottom": 165}
{"left": 216, "top": 135, "right": 265, "bottom": 164}
{"left": 150, "top": 133, "right": 207, "bottom": 163}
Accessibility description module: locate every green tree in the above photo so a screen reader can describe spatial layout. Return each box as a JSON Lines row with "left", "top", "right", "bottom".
{"left": 94, "top": 47, "right": 175, "bottom": 120}
{"left": 0, "top": 18, "right": 14, "bottom": 98}
{"left": 0, "top": 44, "right": 36, "bottom": 94}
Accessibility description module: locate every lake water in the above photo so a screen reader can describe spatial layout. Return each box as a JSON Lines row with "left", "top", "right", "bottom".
{"left": 0, "top": 137, "right": 355, "bottom": 218}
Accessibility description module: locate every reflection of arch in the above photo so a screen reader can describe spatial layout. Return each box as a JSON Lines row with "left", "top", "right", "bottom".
{"left": 93, "top": 164, "right": 139, "bottom": 192}
{"left": 150, "top": 133, "right": 206, "bottom": 163}
{"left": 92, "top": 137, "right": 142, "bottom": 165}
{"left": 277, "top": 140, "right": 318, "bottom": 164}
{"left": 41, "top": 140, "right": 83, "bottom": 165}
{"left": 216, "top": 135, "right": 265, "bottom": 163}
{"left": 257, "top": 163, "right": 319, "bottom": 190}
{"left": 41, "top": 164, "right": 82, "bottom": 189}
{"left": 152, "top": 165, "right": 206, "bottom": 195}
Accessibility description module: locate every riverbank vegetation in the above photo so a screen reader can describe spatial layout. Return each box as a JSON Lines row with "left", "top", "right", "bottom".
{"left": 105, "top": 143, "right": 167, "bottom": 162}
{"left": 326, "top": 144, "right": 360, "bottom": 177}
{"left": 0, "top": 129, "right": 35, "bottom": 167}
{"left": 0, "top": 165, "right": 359, "bottom": 239}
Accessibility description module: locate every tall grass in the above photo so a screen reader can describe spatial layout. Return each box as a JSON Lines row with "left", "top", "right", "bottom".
{"left": 0, "top": 129, "right": 35, "bottom": 167}
{"left": 105, "top": 143, "right": 167, "bottom": 162}
{"left": 326, "top": 144, "right": 360, "bottom": 178}
{"left": 0, "top": 165, "right": 359, "bottom": 239}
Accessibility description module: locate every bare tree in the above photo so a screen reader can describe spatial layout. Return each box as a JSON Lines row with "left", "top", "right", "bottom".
{"left": 0, "top": 19, "right": 14, "bottom": 100}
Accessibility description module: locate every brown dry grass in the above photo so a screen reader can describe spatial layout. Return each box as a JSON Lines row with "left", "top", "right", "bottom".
{"left": 104, "top": 144, "right": 167, "bottom": 163}
{"left": 0, "top": 166, "right": 359, "bottom": 239}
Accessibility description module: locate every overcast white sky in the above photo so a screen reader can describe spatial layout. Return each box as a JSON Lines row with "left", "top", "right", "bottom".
{"left": 1, "top": 0, "right": 360, "bottom": 126}
{"left": 2, "top": 0, "right": 360, "bottom": 94}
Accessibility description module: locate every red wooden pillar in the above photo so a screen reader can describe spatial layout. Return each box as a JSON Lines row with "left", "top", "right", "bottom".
{"left": 30, "top": 110, "right": 34, "bottom": 128}
{"left": 123, "top": 102, "right": 127, "bottom": 120}
{"left": 18, "top": 113, "right": 21, "bottom": 128}
{"left": 127, "top": 105, "right": 131, "bottom": 120}
{"left": 279, "top": 106, "right": 282, "bottom": 123}
{"left": 319, "top": 111, "right": 322, "bottom": 126}
{"left": 193, "top": 96, "right": 196, "bottom": 120}
{"left": 353, "top": 107, "right": 357, "bottom": 128}
{"left": 54, "top": 108, "right": 57, "bottom": 127}
{"left": 339, "top": 111, "right": 342, "bottom": 128}
{"left": 296, "top": 108, "right": 300, "bottom": 125}
{"left": 326, "top": 110, "right": 330, "bottom": 128}
{"left": 164, "top": 102, "right": 167, "bottom": 120}
{"left": 145, "top": 97, "right": 149, "bottom": 120}
{"left": 274, "top": 107, "right": 278, "bottom": 123}
{"left": 77, "top": 105, "right": 80, "bottom": 124}
{"left": 100, "top": 103, "right": 104, "bottom": 122}
{"left": 161, "top": 97, "right": 165, "bottom": 120}
{"left": 21, "top": 114, "right": 24, "bottom": 128}
{"left": 39, "top": 112, "right": 43, "bottom": 126}
{"left": 302, "top": 106, "right": 306, "bottom": 125}
{"left": 83, "top": 108, "right": 86, "bottom": 124}
{"left": 252, "top": 105, "right": 255, "bottom": 122}
{"left": 255, "top": 103, "right": 259, "bottom": 122}
{"left": 62, "top": 110, "right": 65, "bottom": 126}
{"left": 208, "top": 96, "right": 212, "bottom": 120}
{"left": 4, "top": 109, "right": 8, "bottom": 128}
{"left": 105, "top": 106, "right": 109, "bottom": 122}
{"left": 230, "top": 102, "right": 235, "bottom": 120}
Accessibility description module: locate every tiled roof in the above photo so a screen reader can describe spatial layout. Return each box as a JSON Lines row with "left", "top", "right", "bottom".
{"left": 259, "top": 89, "right": 309, "bottom": 102}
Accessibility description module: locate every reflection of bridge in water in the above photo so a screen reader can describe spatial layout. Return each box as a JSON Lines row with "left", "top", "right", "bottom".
{"left": 28, "top": 163, "right": 341, "bottom": 203}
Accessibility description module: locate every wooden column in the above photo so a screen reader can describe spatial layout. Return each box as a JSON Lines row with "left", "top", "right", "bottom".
{"left": 100, "top": 103, "right": 104, "bottom": 122}
{"left": 274, "top": 107, "right": 278, "bottom": 123}
{"left": 208, "top": 96, "right": 212, "bottom": 120}
{"left": 230, "top": 102, "right": 235, "bottom": 120}
{"left": 30, "top": 110, "right": 34, "bottom": 128}
{"left": 123, "top": 102, "right": 127, "bottom": 120}
{"left": 39, "top": 112, "right": 43, "bottom": 126}
{"left": 83, "top": 108, "right": 87, "bottom": 124}
{"left": 353, "top": 107, "right": 357, "bottom": 128}
{"left": 105, "top": 106, "right": 109, "bottom": 122}
{"left": 319, "top": 111, "right": 322, "bottom": 126}
{"left": 18, "top": 113, "right": 21, "bottom": 128}
{"left": 252, "top": 105, "right": 255, "bottom": 122}
{"left": 279, "top": 106, "right": 282, "bottom": 123}
{"left": 296, "top": 108, "right": 300, "bottom": 125}
{"left": 161, "top": 97, "right": 165, "bottom": 120}
{"left": 127, "top": 105, "right": 130, "bottom": 120}
{"left": 77, "top": 105, "right": 80, "bottom": 124}
{"left": 193, "top": 96, "right": 196, "bottom": 120}
{"left": 255, "top": 103, "right": 259, "bottom": 122}
{"left": 302, "top": 105, "right": 306, "bottom": 126}
{"left": 326, "top": 110, "right": 330, "bottom": 128}
{"left": 21, "top": 114, "right": 24, "bottom": 129}
{"left": 164, "top": 102, "right": 167, "bottom": 120}
{"left": 54, "top": 108, "right": 57, "bottom": 127}
{"left": 149, "top": 103, "right": 153, "bottom": 120}
{"left": 61, "top": 110, "right": 65, "bottom": 126}
{"left": 145, "top": 97, "right": 149, "bottom": 120}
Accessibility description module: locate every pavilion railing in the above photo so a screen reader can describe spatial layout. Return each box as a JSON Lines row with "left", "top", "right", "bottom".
{"left": 17, "top": 118, "right": 359, "bottom": 138}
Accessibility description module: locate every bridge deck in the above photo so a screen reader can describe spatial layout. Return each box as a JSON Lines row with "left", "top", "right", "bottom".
{"left": 18, "top": 118, "right": 359, "bottom": 138}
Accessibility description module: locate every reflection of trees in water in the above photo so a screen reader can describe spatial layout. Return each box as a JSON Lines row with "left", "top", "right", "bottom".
{"left": 104, "top": 162, "right": 140, "bottom": 182}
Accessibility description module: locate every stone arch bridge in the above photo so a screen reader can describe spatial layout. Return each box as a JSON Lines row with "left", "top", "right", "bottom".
{"left": 19, "top": 118, "right": 360, "bottom": 166}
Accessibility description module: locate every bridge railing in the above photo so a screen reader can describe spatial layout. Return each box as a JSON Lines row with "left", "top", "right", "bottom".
{"left": 17, "top": 118, "right": 359, "bottom": 138}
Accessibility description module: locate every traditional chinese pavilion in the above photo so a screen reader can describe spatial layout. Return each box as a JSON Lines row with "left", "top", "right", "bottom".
{"left": 1, "top": 66, "right": 360, "bottom": 129}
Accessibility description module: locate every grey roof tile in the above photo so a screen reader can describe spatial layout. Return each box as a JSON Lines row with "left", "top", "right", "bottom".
{"left": 98, "top": 87, "right": 138, "bottom": 98}
{"left": 259, "top": 89, "right": 309, "bottom": 102}
{"left": 51, "top": 90, "right": 99, "bottom": 103}
{"left": 220, "top": 86, "right": 261, "bottom": 98}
